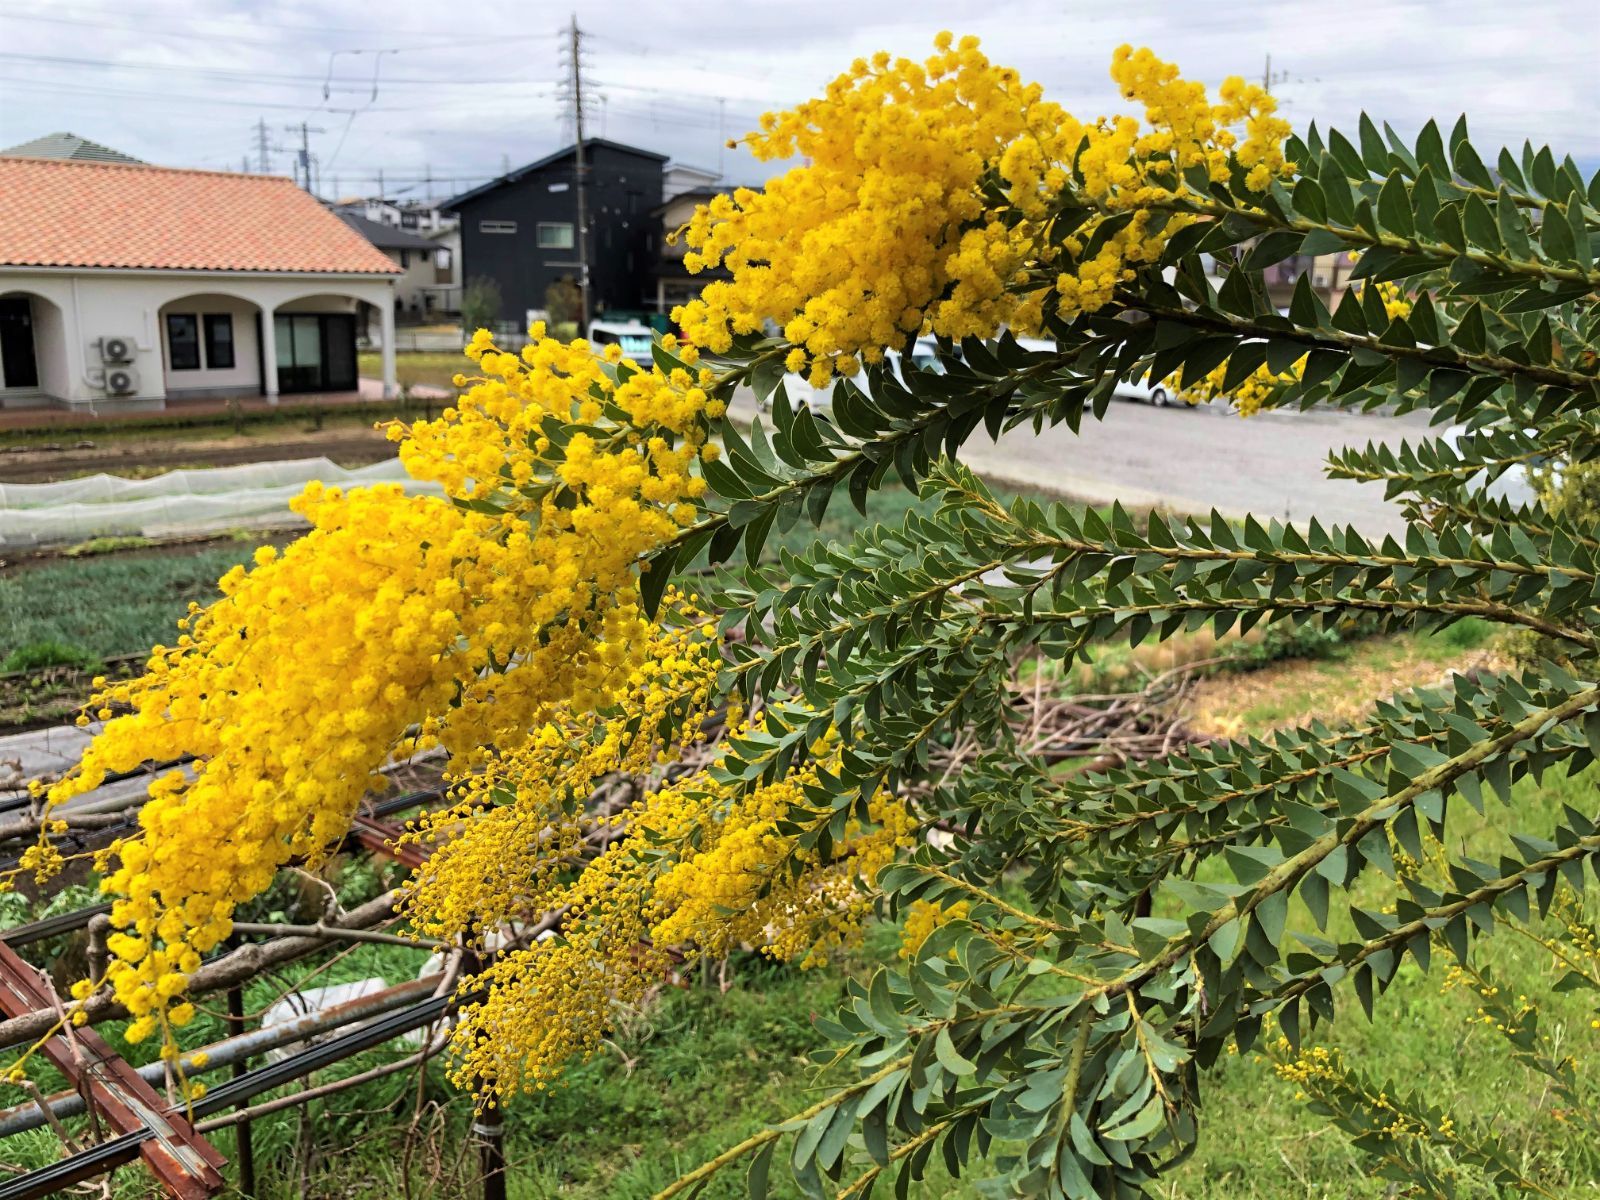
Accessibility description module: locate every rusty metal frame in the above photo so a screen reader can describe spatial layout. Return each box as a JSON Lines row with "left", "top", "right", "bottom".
{"left": 0, "top": 942, "right": 226, "bottom": 1199}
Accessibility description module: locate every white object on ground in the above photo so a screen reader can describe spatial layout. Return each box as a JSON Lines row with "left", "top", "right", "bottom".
{"left": 259, "top": 977, "right": 391, "bottom": 1062}
{"left": 0, "top": 457, "right": 442, "bottom": 548}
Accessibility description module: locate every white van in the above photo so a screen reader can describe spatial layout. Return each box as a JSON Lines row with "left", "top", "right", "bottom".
{"left": 587, "top": 320, "right": 655, "bottom": 364}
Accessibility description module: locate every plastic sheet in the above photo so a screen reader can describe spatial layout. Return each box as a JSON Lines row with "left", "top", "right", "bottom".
{"left": 0, "top": 457, "right": 443, "bottom": 549}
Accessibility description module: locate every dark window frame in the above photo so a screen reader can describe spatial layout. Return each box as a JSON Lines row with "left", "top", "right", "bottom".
{"left": 166, "top": 313, "right": 200, "bottom": 371}
{"left": 536, "top": 221, "right": 575, "bottom": 249}
{"left": 203, "top": 314, "right": 235, "bottom": 370}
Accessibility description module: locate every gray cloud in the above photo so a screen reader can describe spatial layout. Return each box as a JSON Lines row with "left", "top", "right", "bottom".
{"left": 0, "top": 0, "right": 1594, "bottom": 203}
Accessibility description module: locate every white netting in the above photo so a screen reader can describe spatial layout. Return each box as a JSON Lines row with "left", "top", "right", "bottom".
{"left": 0, "top": 457, "right": 443, "bottom": 549}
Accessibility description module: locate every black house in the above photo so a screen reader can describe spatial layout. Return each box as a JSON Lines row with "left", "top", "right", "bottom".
{"left": 444, "top": 139, "right": 667, "bottom": 326}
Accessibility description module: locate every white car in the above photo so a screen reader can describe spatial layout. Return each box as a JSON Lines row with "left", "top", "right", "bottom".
{"left": 1112, "top": 375, "right": 1173, "bottom": 406}
{"left": 760, "top": 339, "right": 947, "bottom": 417}
{"left": 1443, "top": 424, "right": 1543, "bottom": 507}
{"left": 1011, "top": 336, "right": 1173, "bottom": 407}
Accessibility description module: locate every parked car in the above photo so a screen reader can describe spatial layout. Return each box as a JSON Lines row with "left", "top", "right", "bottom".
{"left": 759, "top": 339, "right": 947, "bottom": 417}
{"left": 1013, "top": 336, "right": 1175, "bottom": 407}
{"left": 1112, "top": 375, "right": 1173, "bottom": 406}
{"left": 1443, "top": 424, "right": 1543, "bottom": 507}
{"left": 587, "top": 319, "right": 655, "bottom": 364}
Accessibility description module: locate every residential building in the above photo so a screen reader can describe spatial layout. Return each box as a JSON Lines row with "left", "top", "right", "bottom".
{"left": 0, "top": 157, "right": 399, "bottom": 413}
{"left": 1, "top": 132, "right": 143, "bottom": 165}
{"left": 649, "top": 186, "right": 732, "bottom": 317}
{"left": 662, "top": 162, "right": 721, "bottom": 201}
{"left": 444, "top": 139, "right": 668, "bottom": 325}
{"left": 335, "top": 210, "right": 454, "bottom": 320}
{"left": 1264, "top": 251, "right": 1358, "bottom": 310}
{"left": 331, "top": 196, "right": 456, "bottom": 236}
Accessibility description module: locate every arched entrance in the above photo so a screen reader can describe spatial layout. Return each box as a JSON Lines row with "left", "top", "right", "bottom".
{"left": 156, "top": 292, "right": 265, "bottom": 399}
{"left": 0, "top": 290, "right": 68, "bottom": 404}
{"left": 268, "top": 293, "right": 391, "bottom": 397}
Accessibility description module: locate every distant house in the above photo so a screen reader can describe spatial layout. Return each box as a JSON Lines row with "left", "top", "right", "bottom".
{"left": 333, "top": 196, "right": 454, "bottom": 235}
{"left": 662, "top": 162, "right": 721, "bottom": 201}
{"left": 444, "top": 139, "right": 668, "bottom": 325}
{"left": 1264, "top": 252, "right": 1357, "bottom": 310}
{"left": 649, "top": 187, "right": 733, "bottom": 318}
{"left": 334, "top": 198, "right": 460, "bottom": 315}
{"left": 0, "top": 158, "right": 399, "bottom": 412}
{"left": 1, "top": 132, "right": 143, "bottom": 165}
{"left": 335, "top": 210, "right": 454, "bottom": 320}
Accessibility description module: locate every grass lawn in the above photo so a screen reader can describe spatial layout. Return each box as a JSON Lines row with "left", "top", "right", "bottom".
{"left": 0, "top": 540, "right": 265, "bottom": 661}
{"left": 360, "top": 350, "right": 470, "bottom": 393}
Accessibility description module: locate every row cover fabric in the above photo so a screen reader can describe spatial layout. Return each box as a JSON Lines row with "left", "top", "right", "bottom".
{"left": 0, "top": 458, "right": 443, "bottom": 549}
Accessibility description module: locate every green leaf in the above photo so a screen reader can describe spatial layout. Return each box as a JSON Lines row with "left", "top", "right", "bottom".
{"left": 1300, "top": 870, "right": 1331, "bottom": 931}
{"left": 1540, "top": 201, "right": 1579, "bottom": 262}
{"left": 1358, "top": 112, "right": 1388, "bottom": 174}
{"left": 1462, "top": 194, "right": 1501, "bottom": 251}
{"left": 1414, "top": 119, "right": 1448, "bottom": 176}
{"left": 1103, "top": 1096, "right": 1165, "bottom": 1141}
{"left": 1451, "top": 136, "right": 1494, "bottom": 189}
{"left": 934, "top": 1026, "right": 977, "bottom": 1076}
{"left": 1377, "top": 170, "right": 1414, "bottom": 238}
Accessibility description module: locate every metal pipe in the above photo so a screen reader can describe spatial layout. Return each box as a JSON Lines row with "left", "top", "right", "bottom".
{"left": 0, "top": 889, "right": 405, "bottom": 1050}
{"left": 227, "top": 983, "right": 256, "bottom": 1198}
{"left": 0, "top": 974, "right": 442, "bottom": 1138}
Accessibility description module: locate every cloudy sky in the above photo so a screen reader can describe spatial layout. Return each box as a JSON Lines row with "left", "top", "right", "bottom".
{"left": 1, "top": 0, "right": 1594, "bottom": 204}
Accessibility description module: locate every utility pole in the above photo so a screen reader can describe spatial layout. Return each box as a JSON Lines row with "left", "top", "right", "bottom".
{"left": 283, "top": 121, "right": 325, "bottom": 191}
{"left": 569, "top": 13, "right": 590, "bottom": 329}
{"left": 1262, "top": 52, "right": 1271, "bottom": 93}
{"left": 377, "top": 168, "right": 385, "bottom": 200}
{"left": 253, "top": 117, "right": 273, "bottom": 173}
{"left": 717, "top": 97, "right": 726, "bottom": 175}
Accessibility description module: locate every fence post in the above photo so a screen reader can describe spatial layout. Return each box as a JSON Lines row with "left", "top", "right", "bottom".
{"left": 226, "top": 982, "right": 256, "bottom": 1197}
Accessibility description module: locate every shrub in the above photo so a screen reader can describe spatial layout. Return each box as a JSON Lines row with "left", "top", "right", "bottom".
{"left": 459, "top": 276, "right": 501, "bottom": 335}
{"left": 1, "top": 639, "right": 100, "bottom": 674}
{"left": 11, "top": 34, "right": 1600, "bottom": 1200}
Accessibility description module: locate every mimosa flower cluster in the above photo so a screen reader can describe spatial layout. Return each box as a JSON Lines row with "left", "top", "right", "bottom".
{"left": 24, "top": 326, "right": 722, "bottom": 1029}
{"left": 673, "top": 38, "right": 1293, "bottom": 384}
{"left": 445, "top": 726, "right": 916, "bottom": 1098}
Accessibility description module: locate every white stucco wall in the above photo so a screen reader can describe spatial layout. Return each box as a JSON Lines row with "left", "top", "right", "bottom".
{"left": 158, "top": 293, "right": 262, "bottom": 397}
{"left": 386, "top": 249, "right": 442, "bottom": 315}
{"left": 0, "top": 269, "right": 395, "bottom": 410}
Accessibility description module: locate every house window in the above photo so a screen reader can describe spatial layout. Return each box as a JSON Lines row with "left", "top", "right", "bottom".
{"left": 479, "top": 219, "right": 518, "bottom": 235}
{"left": 166, "top": 314, "right": 200, "bottom": 370}
{"left": 537, "top": 222, "right": 575, "bottom": 249}
{"left": 399, "top": 249, "right": 410, "bottom": 269}
{"left": 203, "top": 314, "right": 235, "bottom": 370}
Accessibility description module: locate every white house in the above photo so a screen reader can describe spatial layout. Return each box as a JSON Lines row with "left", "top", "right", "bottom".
{"left": 0, "top": 157, "right": 399, "bottom": 413}
{"left": 334, "top": 210, "right": 455, "bottom": 319}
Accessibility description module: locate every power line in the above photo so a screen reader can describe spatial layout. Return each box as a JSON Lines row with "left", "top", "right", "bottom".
{"left": 0, "top": 50, "right": 556, "bottom": 89}
{"left": 0, "top": 6, "right": 561, "bottom": 50}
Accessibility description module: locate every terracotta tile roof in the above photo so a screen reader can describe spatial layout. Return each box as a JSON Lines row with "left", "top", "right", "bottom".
{"left": 0, "top": 158, "right": 400, "bottom": 275}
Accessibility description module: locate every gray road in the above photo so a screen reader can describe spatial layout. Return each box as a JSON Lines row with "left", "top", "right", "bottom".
{"left": 729, "top": 392, "right": 1432, "bottom": 538}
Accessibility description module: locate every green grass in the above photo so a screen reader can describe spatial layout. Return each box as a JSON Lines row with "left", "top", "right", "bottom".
{"left": 360, "top": 350, "right": 469, "bottom": 393}
{"left": 0, "top": 543, "right": 261, "bottom": 660}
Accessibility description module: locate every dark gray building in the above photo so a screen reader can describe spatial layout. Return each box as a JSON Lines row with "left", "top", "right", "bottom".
{"left": 444, "top": 139, "right": 667, "bottom": 325}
